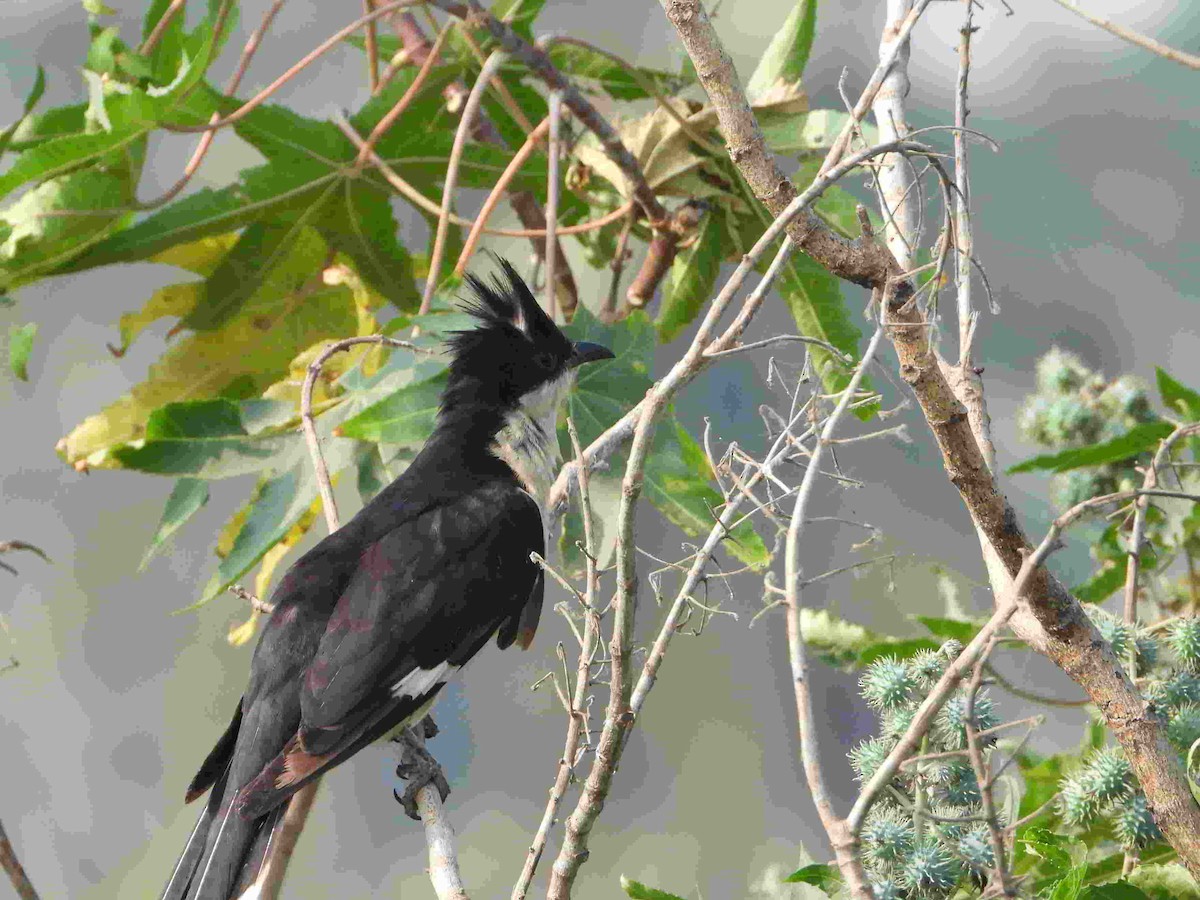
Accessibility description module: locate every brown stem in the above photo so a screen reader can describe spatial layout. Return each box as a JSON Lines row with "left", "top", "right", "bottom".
{"left": 0, "top": 818, "right": 39, "bottom": 900}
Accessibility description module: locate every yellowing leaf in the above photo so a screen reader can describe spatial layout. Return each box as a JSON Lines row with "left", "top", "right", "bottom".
{"left": 59, "top": 281, "right": 359, "bottom": 466}
{"left": 226, "top": 609, "right": 262, "bottom": 647}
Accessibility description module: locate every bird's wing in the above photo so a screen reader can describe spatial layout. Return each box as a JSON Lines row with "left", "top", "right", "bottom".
{"left": 233, "top": 481, "right": 544, "bottom": 817}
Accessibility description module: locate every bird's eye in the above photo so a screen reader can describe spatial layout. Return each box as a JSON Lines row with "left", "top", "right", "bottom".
{"left": 534, "top": 352, "right": 556, "bottom": 370}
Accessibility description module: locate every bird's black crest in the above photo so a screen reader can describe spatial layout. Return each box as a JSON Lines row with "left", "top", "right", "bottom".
{"left": 442, "top": 257, "right": 573, "bottom": 411}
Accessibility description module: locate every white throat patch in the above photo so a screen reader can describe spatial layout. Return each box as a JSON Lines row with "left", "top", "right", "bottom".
{"left": 491, "top": 370, "right": 575, "bottom": 510}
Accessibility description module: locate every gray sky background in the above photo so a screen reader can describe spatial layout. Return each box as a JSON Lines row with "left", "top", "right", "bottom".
{"left": 1, "top": 1, "right": 1197, "bottom": 897}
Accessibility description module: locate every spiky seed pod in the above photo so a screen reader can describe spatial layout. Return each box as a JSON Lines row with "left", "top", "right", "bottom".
{"left": 1081, "top": 749, "right": 1134, "bottom": 804}
{"left": 881, "top": 705, "right": 917, "bottom": 740}
{"left": 932, "top": 759, "right": 982, "bottom": 808}
{"left": 1134, "top": 631, "right": 1160, "bottom": 675}
{"left": 929, "top": 804, "right": 976, "bottom": 843}
{"left": 908, "top": 649, "right": 945, "bottom": 687}
{"left": 934, "top": 690, "right": 999, "bottom": 750}
{"left": 860, "top": 657, "right": 916, "bottom": 710}
{"left": 1059, "top": 774, "right": 1101, "bottom": 826}
{"left": 1099, "top": 375, "right": 1153, "bottom": 423}
{"left": 1112, "top": 793, "right": 1162, "bottom": 848}
{"left": 1168, "top": 618, "right": 1200, "bottom": 672}
{"left": 1166, "top": 704, "right": 1200, "bottom": 753}
{"left": 850, "top": 737, "right": 893, "bottom": 782}
{"left": 869, "top": 878, "right": 904, "bottom": 900}
{"left": 956, "top": 824, "right": 996, "bottom": 880}
{"left": 901, "top": 838, "right": 962, "bottom": 897}
{"left": 1164, "top": 672, "right": 1200, "bottom": 708}
{"left": 939, "top": 639, "right": 964, "bottom": 662}
{"left": 862, "top": 807, "right": 915, "bottom": 869}
{"left": 1035, "top": 346, "right": 1090, "bottom": 395}
{"left": 1088, "top": 608, "right": 1132, "bottom": 658}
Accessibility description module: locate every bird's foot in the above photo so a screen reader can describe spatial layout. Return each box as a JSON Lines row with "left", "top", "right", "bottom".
{"left": 393, "top": 722, "right": 450, "bottom": 821}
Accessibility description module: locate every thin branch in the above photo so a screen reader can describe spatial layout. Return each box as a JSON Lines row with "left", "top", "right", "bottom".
{"left": 544, "top": 91, "right": 564, "bottom": 321}
{"left": 165, "top": 1, "right": 425, "bottom": 134}
{"left": 0, "top": 818, "right": 39, "bottom": 900}
{"left": 512, "top": 420, "right": 601, "bottom": 900}
{"left": 432, "top": 0, "right": 679, "bottom": 303}
{"left": 422, "top": 49, "right": 509, "bottom": 313}
{"left": 783, "top": 321, "right": 888, "bottom": 899}
{"left": 963, "top": 638, "right": 1015, "bottom": 895}
{"left": 363, "top": 0, "right": 382, "bottom": 93}
{"left": 1048, "top": 0, "right": 1200, "bottom": 69}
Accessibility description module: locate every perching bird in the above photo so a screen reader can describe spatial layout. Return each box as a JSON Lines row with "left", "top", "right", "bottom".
{"left": 162, "top": 258, "right": 614, "bottom": 900}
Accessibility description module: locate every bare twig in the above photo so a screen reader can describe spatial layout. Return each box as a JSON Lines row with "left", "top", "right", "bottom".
{"left": 1125, "top": 425, "right": 1200, "bottom": 626}
{"left": 422, "top": 49, "right": 510, "bottom": 313}
{"left": 431, "top": 0, "right": 679, "bottom": 303}
{"left": 513, "top": 420, "right": 601, "bottom": 900}
{"left": 250, "top": 334, "right": 453, "bottom": 900}
{"left": 544, "top": 91, "right": 564, "bottom": 321}
{"left": 0, "top": 818, "right": 39, "bottom": 900}
{"left": 1048, "top": 0, "right": 1200, "bottom": 69}
{"left": 782, "top": 321, "right": 888, "bottom": 898}
{"left": 963, "top": 638, "right": 1015, "bottom": 895}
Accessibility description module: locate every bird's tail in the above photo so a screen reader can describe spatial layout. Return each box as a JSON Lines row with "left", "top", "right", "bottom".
{"left": 161, "top": 774, "right": 281, "bottom": 900}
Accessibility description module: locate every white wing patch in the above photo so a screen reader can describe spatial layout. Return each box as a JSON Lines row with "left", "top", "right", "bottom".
{"left": 391, "top": 661, "right": 457, "bottom": 701}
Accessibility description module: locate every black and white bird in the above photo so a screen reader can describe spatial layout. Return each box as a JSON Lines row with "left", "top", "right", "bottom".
{"left": 162, "top": 259, "right": 613, "bottom": 899}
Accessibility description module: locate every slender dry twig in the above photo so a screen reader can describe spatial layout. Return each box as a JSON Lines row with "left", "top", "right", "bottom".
{"left": 782, "top": 321, "right": 888, "bottom": 898}
{"left": 363, "top": 0, "right": 382, "bottom": 92}
{"left": 250, "top": 335, "right": 452, "bottom": 900}
{"left": 0, "top": 818, "right": 39, "bottom": 900}
{"left": 544, "top": 91, "right": 564, "bottom": 321}
{"left": 963, "top": 638, "right": 1015, "bottom": 895}
{"left": 455, "top": 116, "right": 552, "bottom": 275}
{"left": 1124, "top": 424, "right": 1200, "bottom": 625}
{"left": 512, "top": 420, "right": 601, "bottom": 900}
{"left": 431, "top": 0, "right": 679, "bottom": 303}
{"left": 165, "top": 1, "right": 425, "bottom": 134}
{"left": 335, "top": 114, "right": 632, "bottom": 239}
{"left": 1048, "top": 0, "right": 1200, "bottom": 70}
{"left": 422, "top": 50, "right": 509, "bottom": 313}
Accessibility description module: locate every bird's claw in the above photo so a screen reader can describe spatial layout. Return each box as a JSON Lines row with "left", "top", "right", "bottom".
{"left": 393, "top": 725, "right": 450, "bottom": 821}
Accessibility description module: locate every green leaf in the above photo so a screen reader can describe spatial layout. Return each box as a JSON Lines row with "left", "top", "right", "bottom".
{"left": 655, "top": 210, "right": 722, "bottom": 343}
{"left": 140, "top": 477, "right": 209, "bottom": 569}
{"left": 183, "top": 222, "right": 323, "bottom": 332}
{"left": 0, "top": 66, "right": 47, "bottom": 158}
{"left": 1157, "top": 368, "right": 1200, "bottom": 421}
{"left": 337, "top": 370, "right": 447, "bottom": 446}
{"left": 141, "top": 0, "right": 187, "bottom": 84}
{"left": 761, "top": 108, "right": 880, "bottom": 158}
{"left": 541, "top": 44, "right": 686, "bottom": 101}
{"left": 916, "top": 615, "right": 980, "bottom": 642}
{"left": 8, "top": 321, "right": 38, "bottom": 381}
{"left": 491, "top": 0, "right": 547, "bottom": 37}
{"left": 1074, "top": 562, "right": 1125, "bottom": 603}
{"left": 106, "top": 398, "right": 303, "bottom": 478}
{"left": 1125, "top": 864, "right": 1200, "bottom": 900}
{"left": 1020, "top": 827, "right": 1075, "bottom": 877}
{"left": 745, "top": 0, "right": 817, "bottom": 103}
{"left": 1008, "top": 422, "right": 1174, "bottom": 474}
{"left": 83, "top": 0, "right": 117, "bottom": 15}
{"left": 857, "top": 636, "right": 940, "bottom": 665}
{"left": 620, "top": 875, "right": 688, "bottom": 900}
{"left": 1050, "top": 864, "right": 1089, "bottom": 900}
{"left": 320, "top": 180, "right": 418, "bottom": 310}
{"left": 644, "top": 420, "right": 770, "bottom": 568}
{"left": 1082, "top": 884, "right": 1153, "bottom": 900}
{"left": 784, "top": 863, "right": 842, "bottom": 892}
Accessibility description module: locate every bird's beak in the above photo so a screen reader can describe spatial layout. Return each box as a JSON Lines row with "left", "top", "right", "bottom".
{"left": 567, "top": 341, "right": 615, "bottom": 368}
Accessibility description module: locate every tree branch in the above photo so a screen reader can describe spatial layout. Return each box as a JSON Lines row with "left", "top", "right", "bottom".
{"left": 655, "top": 0, "right": 1200, "bottom": 877}
{"left": 0, "top": 818, "right": 39, "bottom": 900}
